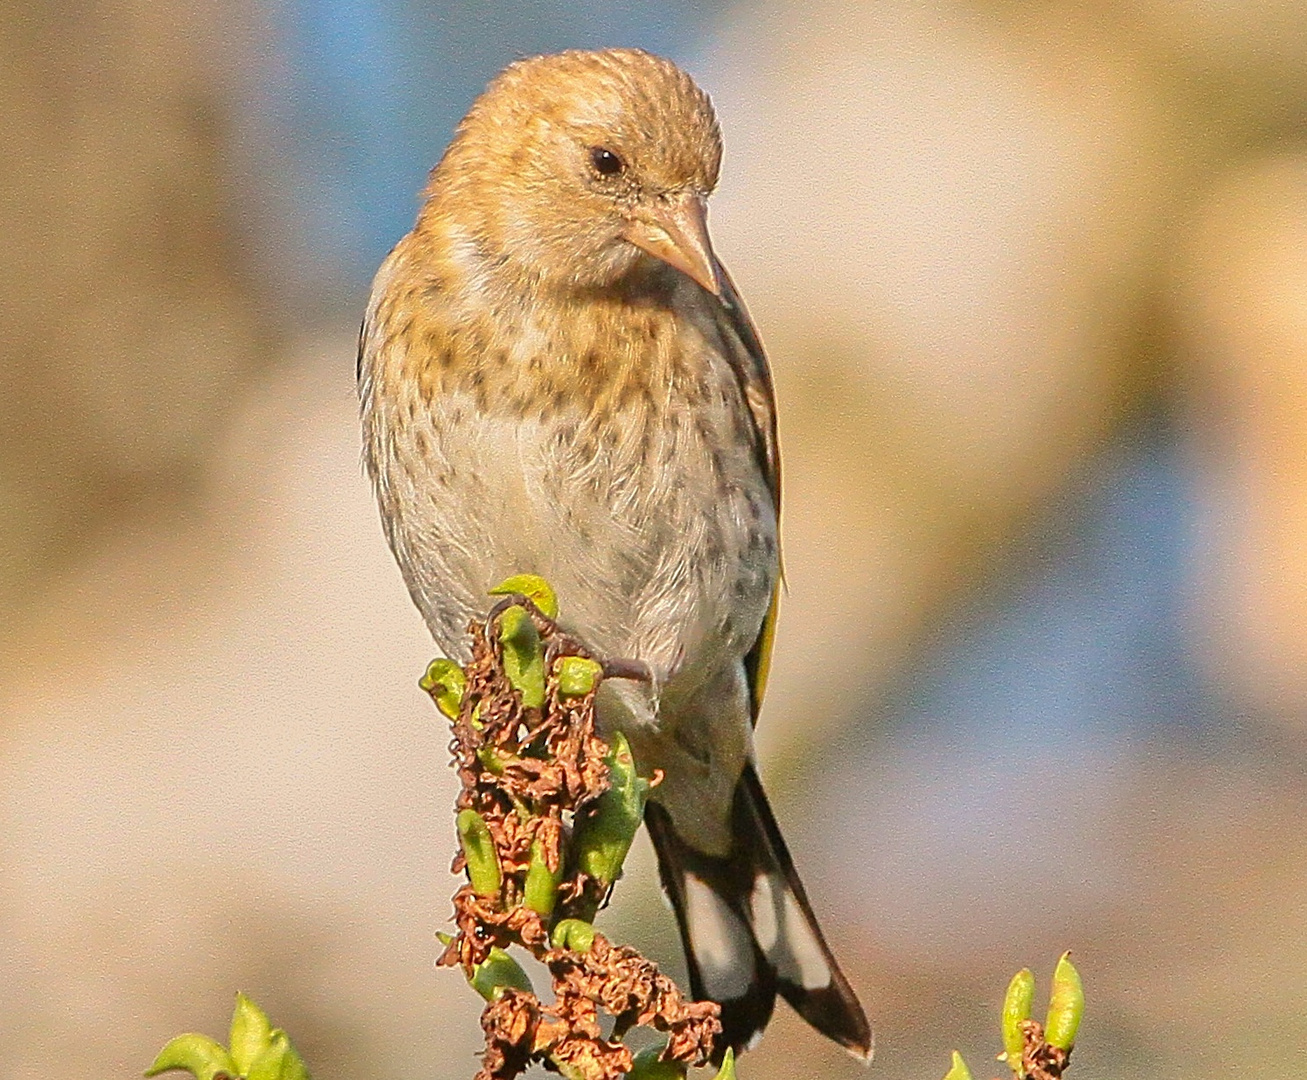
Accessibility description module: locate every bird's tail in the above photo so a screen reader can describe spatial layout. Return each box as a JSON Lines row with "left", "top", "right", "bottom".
{"left": 644, "top": 762, "right": 873, "bottom": 1063}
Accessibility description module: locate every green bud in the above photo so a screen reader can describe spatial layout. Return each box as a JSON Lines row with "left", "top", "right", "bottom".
{"left": 457, "top": 808, "right": 502, "bottom": 898}
{"left": 711, "top": 1048, "right": 737, "bottom": 1080}
{"left": 145, "top": 1034, "right": 237, "bottom": 1080}
{"left": 418, "top": 659, "right": 466, "bottom": 720}
{"left": 497, "top": 606, "right": 546, "bottom": 708}
{"left": 228, "top": 992, "right": 274, "bottom": 1076}
{"left": 627, "top": 1045, "right": 687, "bottom": 1080}
{"left": 246, "top": 1030, "right": 311, "bottom": 1080}
{"left": 942, "top": 1050, "right": 973, "bottom": 1080}
{"left": 571, "top": 733, "right": 651, "bottom": 906}
{"left": 523, "top": 838, "right": 563, "bottom": 917}
{"left": 1001, "top": 968, "right": 1035, "bottom": 1070}
{"left": 1044, "top": 951, "right": 1083, "bottom": 1051}
{"left": 555, "top": 656, "right": 603, "bottom": 698}
{"left": 469, "top": 947, "right": 535, "bottom": 1001}
{"left": 279, "top": 1042, "right": 311, "bottom": 1080}
{"left": 550, "top": 918, "right": 595, "bottom": 954}
{"left": 489, "top": 574, "right": 559, "bottom": 620}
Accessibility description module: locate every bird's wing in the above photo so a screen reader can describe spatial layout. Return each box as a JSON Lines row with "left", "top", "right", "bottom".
{"left": 713, "top": 261, "right": 782, "bottom": 723}
{"left": 714, "top": 262, "right": 780, "bottom": 508}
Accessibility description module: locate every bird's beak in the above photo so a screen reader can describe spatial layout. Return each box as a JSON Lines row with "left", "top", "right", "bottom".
{"left": 622, "top": 193, "right": 722, "bottom": 296}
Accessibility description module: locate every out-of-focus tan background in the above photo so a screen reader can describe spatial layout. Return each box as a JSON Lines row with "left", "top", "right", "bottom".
{"left": 4, "top": 2, "right": 1307, "bottom": 1078}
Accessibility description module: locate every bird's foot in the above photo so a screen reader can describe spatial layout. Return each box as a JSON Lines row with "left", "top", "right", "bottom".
{"left": 487, "top": 592, "right": 654, "bottom": 685}
{"left": 487, "top": 592, "right": 562, "bottom": 638}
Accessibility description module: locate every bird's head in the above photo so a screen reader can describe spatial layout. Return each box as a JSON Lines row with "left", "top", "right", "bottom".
{"left": 424, "top": 48, "right": 724, "bottom": 298}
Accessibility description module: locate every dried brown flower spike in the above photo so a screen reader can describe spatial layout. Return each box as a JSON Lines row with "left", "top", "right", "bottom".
{"left": 423, "top": 577, "right": 723, "bottom": 1080}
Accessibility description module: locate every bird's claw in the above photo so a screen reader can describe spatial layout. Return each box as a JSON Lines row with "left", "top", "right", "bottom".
{"left": 488, "top": 591, "right": 652, "bottom": 685}
{"left": 488, "top": 592, "right": 558, "bottom": 636}
{"left": 544, "top": 631, "right": 593, "bottom": 669}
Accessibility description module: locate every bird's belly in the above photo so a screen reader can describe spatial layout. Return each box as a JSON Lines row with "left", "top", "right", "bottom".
{"left": 380, "top": 392, "right": 777, "bottom": 704}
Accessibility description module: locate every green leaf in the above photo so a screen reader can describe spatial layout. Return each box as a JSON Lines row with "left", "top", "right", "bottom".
{"left": 497, "top": 606, "right": 546, "bottom": 708}
{"left": 457, "top": 808, "right": 502, "bottom": 898}
{"left": 523, "top": 837, "right": 563, "bottom": 917}
{"left": 419, "top": 659, "right": 466, "bottom": 720}
{"left": 942, "top": 1050, "right": 973, "bottom": 1080}
{"left": 489, "top": 574, "right": 559, "bottom": 620}
{"left": 711, "top": 1048, "right": 737, "bottom": 1080}
{"left": 279, "top": 1043, "right": 311, "bottom": 1080}
{"left": 469, "top": 947, "right": 535, "bottom": 1001}
{"left": 627, "top": 1045, "right": 686, "bottom": 1079}
{"left": 550, "top": 918, "right": 595, "bottom": 954}
{"left": 555, "top": 656, "right": 603, "bottom": 698}
{"left": 229, "top": 992, "right": 274, "bottom": 1076}
{"left": 477, "top": 746, "right": 509, "bottom": 775}
{"left": 1001, "top": 968, "right": 1035, "bottom": 1070}
{"left": 1044, "top": 951, "right": 1084, "bottom": 1051}
{"left": 571, "top": 733, "right": 651, "bottom": 902}
{"left": 145, "top": 1034, "right": 237, "bottom": 1080}
{"left": 246, "top": 1030, "right": 311, "bottom": 1080}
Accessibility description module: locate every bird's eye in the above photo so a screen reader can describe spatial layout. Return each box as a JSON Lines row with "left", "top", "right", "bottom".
{"left": 589, "top": 146, "right": 625, "bottom": 177}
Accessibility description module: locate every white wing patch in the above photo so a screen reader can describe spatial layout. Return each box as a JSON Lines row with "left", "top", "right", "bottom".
{"left": 751, "top": 872, "right": 833, "bottom": 992}
{"left": 749, "top": 872, "right": 779, "bottom": 952}
{"left": 684, "top": 873, "right": 755, "bottom": 1001}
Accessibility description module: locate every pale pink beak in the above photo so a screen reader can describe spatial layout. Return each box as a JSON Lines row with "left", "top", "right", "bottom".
{"left": 621, "top": 193, "right": 721, "bottom": 296}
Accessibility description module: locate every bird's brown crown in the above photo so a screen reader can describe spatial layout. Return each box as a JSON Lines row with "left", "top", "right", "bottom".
{"left": 416, "top": 49, "right": 723, "bottom": 295}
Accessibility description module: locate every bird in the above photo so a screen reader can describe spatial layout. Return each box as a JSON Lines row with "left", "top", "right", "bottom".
{"left": 357, "top": 47, "right": 872, "bottom": 1062}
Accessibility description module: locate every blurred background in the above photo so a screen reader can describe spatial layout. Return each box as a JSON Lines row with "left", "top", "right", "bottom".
{"left": 4, "top": 1, "right": 1307, "bottom": 1077}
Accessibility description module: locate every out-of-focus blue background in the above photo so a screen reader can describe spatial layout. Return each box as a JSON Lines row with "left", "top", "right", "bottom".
{"left": 5, "top": 2, "right": 1307, "bottom": 1079}
{"left": 262, "top": 1, "right": 715, "bottom": 288}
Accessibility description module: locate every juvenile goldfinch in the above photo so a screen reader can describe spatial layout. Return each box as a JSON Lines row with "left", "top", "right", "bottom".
{"left": 358, "top": 47, "right": 871, "bottom": 1061}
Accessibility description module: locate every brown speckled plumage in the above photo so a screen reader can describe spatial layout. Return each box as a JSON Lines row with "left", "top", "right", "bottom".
{"left": 358, "top": 47, "right": 869, "bottom": 1062}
